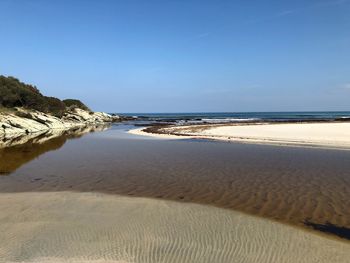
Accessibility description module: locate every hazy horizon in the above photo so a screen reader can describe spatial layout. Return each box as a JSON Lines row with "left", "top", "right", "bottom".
{"left": 1, "top": 0, "right": 349, "bottom": 113}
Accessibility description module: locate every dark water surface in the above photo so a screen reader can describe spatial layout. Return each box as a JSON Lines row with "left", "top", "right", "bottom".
{"left": 1, "top": 124, "right": 350, "bottom": 239}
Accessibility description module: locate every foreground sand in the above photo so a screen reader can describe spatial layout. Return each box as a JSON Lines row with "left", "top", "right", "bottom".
{"left": 0, "top": 191, "right": 349, "bottom": 263}
{"left": 131, "top": 122, "right": 350, "bottom": 148}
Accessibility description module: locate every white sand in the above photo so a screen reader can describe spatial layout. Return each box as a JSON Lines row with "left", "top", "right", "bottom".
{"left": 128, "top": 127, "right": 192, "bottom": 139}
{"left": 0, "top": 191, "right": 349, "bottom": 263}
{"left": 132, "top": 122, "right": 350, "bottom": 148}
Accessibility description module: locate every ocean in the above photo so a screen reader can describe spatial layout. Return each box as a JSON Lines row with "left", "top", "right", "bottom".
{"left": 117, "top": 111, "right": 350, "bottom": 124}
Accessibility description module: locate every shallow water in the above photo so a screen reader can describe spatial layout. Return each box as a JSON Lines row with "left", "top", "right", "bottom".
{"left": 1, "top": 124, "right": 350, "bottom": 240}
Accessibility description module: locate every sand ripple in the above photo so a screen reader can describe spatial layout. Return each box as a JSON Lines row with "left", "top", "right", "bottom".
{"left": 0, "top": 192, "right": 349, "bottom": 263}
{"left": 1, "top": 129, "right": 350, "bottom": 240}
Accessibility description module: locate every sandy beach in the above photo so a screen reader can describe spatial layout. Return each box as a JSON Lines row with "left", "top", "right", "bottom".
{"left": 1, "top": 125, "right": 350, "bottom": 262}
{"left": 0, "top": 191, "right": 349, "bottom": 263}
{"left": 2, "top": 126, "right": 350, "bottom": 238}
{"left": 2, "top": 0, "right": 349, "bottom": 261}
{"left": 132, "top": 122, "right": 350, "bottom": 148}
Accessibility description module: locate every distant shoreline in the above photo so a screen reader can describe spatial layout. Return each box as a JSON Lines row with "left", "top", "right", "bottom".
{"left": 130, "top": 120, "right": 350, "bottom": 149}
{"left": 120, "top": 111, "right": 350, "bottom": 125}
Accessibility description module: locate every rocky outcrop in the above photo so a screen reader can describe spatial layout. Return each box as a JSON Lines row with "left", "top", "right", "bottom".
{"left": 62, "top": 108, "right": 119, "bottom": 124}
{"left": 0, "top": 107, "right": 120, "bottom": 141}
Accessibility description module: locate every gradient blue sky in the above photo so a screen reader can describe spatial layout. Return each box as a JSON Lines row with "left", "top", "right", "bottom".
{"left": 1, "top": 0, "right": 349, "bottom": 112}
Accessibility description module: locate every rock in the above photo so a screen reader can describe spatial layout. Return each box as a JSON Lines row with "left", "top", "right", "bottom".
{"left": 62, "top": 108, "right": 117, "bottom": 124}
{"left": 0, "top": 107, "right": 120, "bottom": 141}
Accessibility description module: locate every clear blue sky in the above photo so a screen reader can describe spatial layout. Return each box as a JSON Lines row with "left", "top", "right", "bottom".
{"left": 0, "top": 0, "right": 349, "bottom": 113}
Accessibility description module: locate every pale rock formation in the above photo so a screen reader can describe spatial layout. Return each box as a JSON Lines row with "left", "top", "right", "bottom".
{"left": 0, "top": 107, "right": 119, "bottom": 141}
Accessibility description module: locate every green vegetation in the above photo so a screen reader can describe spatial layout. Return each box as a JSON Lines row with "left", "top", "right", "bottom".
{"left": 0, "top": 75, "right": 90, "bottom": 117}
{"left": 0, "top": 106, "right": 16, "bottom": 113}
{"left": 63, "top": 99, "right": 90, "bottom": 111}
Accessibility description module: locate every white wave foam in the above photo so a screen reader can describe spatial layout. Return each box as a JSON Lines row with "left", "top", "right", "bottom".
{"left": 202, "top": 118, "right": 259, "bottom": 123}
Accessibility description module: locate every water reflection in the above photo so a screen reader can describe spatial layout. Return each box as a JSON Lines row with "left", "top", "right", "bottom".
{"left": 0, "top": 125, "right": 110, "bottom": 174}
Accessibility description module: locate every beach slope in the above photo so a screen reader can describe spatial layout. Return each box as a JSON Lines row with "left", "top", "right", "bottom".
{"left": 134, "top": 122, "right": 350, "bottom": 148}
{"left": 0, "top": 191, "right": 349, "bottom": 263}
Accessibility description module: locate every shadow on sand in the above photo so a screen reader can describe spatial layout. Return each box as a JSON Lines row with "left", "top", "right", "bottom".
{"left": 304, "top": 220, "right": 350, "bottom": 240}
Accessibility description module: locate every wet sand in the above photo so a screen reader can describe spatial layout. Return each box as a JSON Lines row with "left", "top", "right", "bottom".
{"left": 1, "top": 125, "right": 350, "bottom": 242}
{"left": 0, "top": 191, "right": 349, "bottom": 263}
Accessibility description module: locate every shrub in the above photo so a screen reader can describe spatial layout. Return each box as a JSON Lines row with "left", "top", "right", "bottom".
{"left": 63, "top": 99, "right": 90, "bottom": 111}
{"left": 0, "top": 75, "right": 47, "bottom": 111}
{"left": 0, "top": 75, "right": 90, "bottom": 117}
{"left": 45, "top": 96, "right": 66, "bottom": 117}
